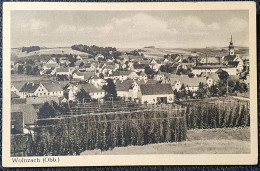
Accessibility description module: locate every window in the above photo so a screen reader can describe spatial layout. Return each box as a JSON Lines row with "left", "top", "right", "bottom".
{"left": 44, "top": 93, "right": 46, "bottom": 95}
{"left": 40, "top": 93, "right": 42, "bottom": 95}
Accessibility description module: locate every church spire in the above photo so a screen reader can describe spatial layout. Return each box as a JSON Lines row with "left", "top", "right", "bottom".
{"left": 231, "top": 35, "right": 233, "bottom": 43}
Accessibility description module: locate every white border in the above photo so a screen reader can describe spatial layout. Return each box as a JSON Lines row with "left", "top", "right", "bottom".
{"left": 2, "top": 2, "right": 258, "bottom": 167}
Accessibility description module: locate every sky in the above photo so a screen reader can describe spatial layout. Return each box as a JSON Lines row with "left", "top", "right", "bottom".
{"left": 11, "top": 10, "right": 249, "bottom": 48}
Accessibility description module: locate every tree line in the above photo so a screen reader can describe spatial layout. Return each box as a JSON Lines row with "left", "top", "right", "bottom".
{"left": 71, "top": 44, "right": 122, "bottom": 60}
{"left": 22, "top": 46, "right": 40, "bottom": 53}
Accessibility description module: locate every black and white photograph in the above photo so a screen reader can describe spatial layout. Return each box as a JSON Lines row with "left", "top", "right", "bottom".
{"left": 2, "top": 2, "right": 257, "bottom": 167}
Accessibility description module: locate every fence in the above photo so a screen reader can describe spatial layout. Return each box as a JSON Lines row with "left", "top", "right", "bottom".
{"left": 23, "top": 102, "right": 186, "bottom": 156}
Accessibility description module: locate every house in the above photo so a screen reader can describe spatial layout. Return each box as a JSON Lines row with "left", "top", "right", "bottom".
{"left": 74, "top": 60, "right": 85, "bottom": 68}
{"left": 139, "top": 84, "right": 174, "bottom": 104}
{"left": 164, "top": 75, "right": 207, "bottom": 92}
{"left": 80, "top": 84, "right": 105, "bottom": 99}
{"left": 11, "top": 82, "right": 26, "bottom": 96}
{"left": 85, "top": 63, "right": 96, "bottom": 72}
{"left": 11, "top": 104, "right": 39, "bottom": 133}
{"left": 11, "top": 112, "right": 24, "bottom": 134}
{"left": 175, "top": 77, "right": 207, "bottom": 92}
{"left": 19, "top": 82, "right": 63, "bottom": 98}
{"left": 42, "top": 58, "right": 60, "bottom": 70}
{"left": 133, "top": 64, "right": 147, "bottom": 72}
{"left": 154, "top": 71, "right": 165, "bottom": 81}
{"left": 67, "top": 83, "right": 105, "bottom": 101}
{"left": 206, "top": 73, "right": 219, "bottom": 87}
{"left": 102, "top": 65, "right": 117, "bottom": 76}
{"left": 89, "top": 75, "right": 107, "bottom": 87}
{"left": 149, "top": 63, "right": 161, "bottom": 72}
{"left": 112, "top": 71, "right": 139, "bottom": 81}
{"left": 59, "top": 57, "right": 71, "bottom": 66}
{"left": 19, "top": 82, "right": 47, "bottom": 98}
{"left": 73, "top": 72, "right": 85, "bottom": 80}
{"left": 138, "top": 71, "right": 148, "bottom": 81}
{"left": 95, "top": 54, "right": 105, "bottom": 61}
{"left": 227, "top": 61, "right": 244, "bottom": 72}
{"left": 115, "top": 80, "right": 144, "bottom": 100}
{"left": 192, "top": 65, "right": 237, "bottom": 76}
{"left": 200, "top": 56, "right": 221, "bottom": 65}
{"left": 41, "top": 82, "right": 63, "bottom": 97}
{"left": 72, "top": 72, "right": 95, "bottom": 81}
{"left": 56, "top": 68, "right": 71, "bottom": 76}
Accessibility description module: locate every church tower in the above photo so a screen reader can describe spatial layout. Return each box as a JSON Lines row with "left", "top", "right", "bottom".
{"left": 228, "top": 35, "right": 235, "bottom": 55}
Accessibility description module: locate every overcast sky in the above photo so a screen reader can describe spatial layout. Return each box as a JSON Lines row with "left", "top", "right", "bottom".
{"left": 11, "top": 10, "right": 249, "bottom": 48}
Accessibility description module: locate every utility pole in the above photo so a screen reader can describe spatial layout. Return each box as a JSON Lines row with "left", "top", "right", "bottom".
{"left": 226, "top": 79, "right": 229, "bottom": 96}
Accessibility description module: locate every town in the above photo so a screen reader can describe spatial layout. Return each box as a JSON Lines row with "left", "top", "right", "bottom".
{"left": 11, "top": 36, "right": 250, "bottom": 156}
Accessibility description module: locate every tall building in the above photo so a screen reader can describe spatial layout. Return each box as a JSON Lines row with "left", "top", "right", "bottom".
{"left": 228, "top": 35, "right": 235, "bottom": 55}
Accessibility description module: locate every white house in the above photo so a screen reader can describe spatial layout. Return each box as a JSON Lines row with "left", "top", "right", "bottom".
{"left": 112, "top": 71, "right": 139, "bottom": 81}
{"left": 89, "top": 75, "right": 107, "bottom": 87}
{"left": 139, "top": 84, "right": 174, "bottom": 104}
{"left": 95, "top": 54, "right": 105, "bottom": 61}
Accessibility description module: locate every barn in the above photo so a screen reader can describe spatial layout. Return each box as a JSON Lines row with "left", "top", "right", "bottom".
{"left": 139, "top": 84, "right": 174, "bottom": 104}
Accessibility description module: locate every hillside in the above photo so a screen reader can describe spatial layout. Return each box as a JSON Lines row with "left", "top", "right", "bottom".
{"left": 11, "top": 47, "right": 90, "bottom": 60}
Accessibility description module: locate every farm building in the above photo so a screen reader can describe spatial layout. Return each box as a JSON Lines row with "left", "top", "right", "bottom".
{"left": 115, "top": 80, "right": 144, "bottom": 100}
{"left": 139, "top": 84, "right": 174, "bottom": 104}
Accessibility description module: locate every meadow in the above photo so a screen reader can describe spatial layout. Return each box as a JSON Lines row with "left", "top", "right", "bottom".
{"left": 81, "top": 127, "right": 250, "bottom": 155}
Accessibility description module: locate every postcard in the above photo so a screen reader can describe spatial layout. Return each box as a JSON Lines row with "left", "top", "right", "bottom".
{"left": 2, "top": 1, "right": 257, "bottom": 167}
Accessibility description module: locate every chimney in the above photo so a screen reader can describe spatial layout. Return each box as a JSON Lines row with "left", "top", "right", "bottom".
{"left": 218, "top": 57, "right": 221, "bottom": 65}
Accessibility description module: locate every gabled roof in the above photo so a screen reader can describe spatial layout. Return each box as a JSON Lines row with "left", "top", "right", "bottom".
{"left": 11, "top": 81, "right": 27, "bottom": 91}
{"left": 113, "top": 70, "right": 133, "bottom": 76}
{"left": 79, "top": 84, "right": 104, "bottom": 93}
{"left": 84, "top": 72, "right": 95, "bottom": 80}
{"left": 207, "top": 73, "right": 219, "bottom": 80}
{"left": 177, "top": 77, "right": 207, "bottom": 87}
{"left": 115, "top": 80, "right": 145, "bottom": 92}
{"left": 75, "top": 60, "right": 84, "bottom": 66}
{"left": 42, "top": 82, "right": 63, "bottom": 92}
{"left": 133, "top": 64, "right": 148, "bottom": 69}
{"left": 139, "top": 71, "right": 147, "bottom": 76}
{"left": 56, "top": 68, "right": 70, "bottom": 72}
{"left": 20, "top": 82, "right": 40, "bottom": 93}
{"left": 228, "top": 61, "right": 240, "bottom": 67}
{"left": 223, "top": 55, "right": 237, "bottom": 62}
{"left": 140, "top": 84, "right": 173, "bottom": 95}
{"left": 11, "top": 104, "right": 38, "bottom": 125}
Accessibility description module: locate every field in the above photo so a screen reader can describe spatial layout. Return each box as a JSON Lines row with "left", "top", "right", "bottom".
{"left": 11, "top": 47, "right": 90, "bottom": 60}
{"left": 11, "top": 74, "right": 52, "bottom": 83}
{"left": 119, "top": 46, "right": 249, "bottom": 59}
{"left": 81, "top": 127, "right": 250, "bottom": 155}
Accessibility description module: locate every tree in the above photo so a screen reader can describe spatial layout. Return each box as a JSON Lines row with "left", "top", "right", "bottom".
{"left": 218, "top": 70, "right": 229, "bottom": 81}
{"left": 188, "top": 73, "right": 194, "bottom": 78}
{"left": 17, "top": 65, "right": 24, "bottom": 74}
{"left": 102, "top": 79, "right": 117, "bottom": 100}
{"left": 75, "top": 88, "right": 91, "bottom": 103}
{"left": 208, "top": 84, "right": 218, "bottom": 97}
{"left": 145, "top": 66, "right": 154, "bottom": 75}
{"left": 38, "top": 102, "right": 58, "bottom": 119}
{"left": 99, "top": 73, "right": 104, "bottom": 79}
{"left": 79, "top": 62, "right": 84, "bottom": 67}
{"left": 25, "top": 65, "right": 32, "bottom": 75}
{"left": 196, "top": 82, "right": 206, "bottom": 99}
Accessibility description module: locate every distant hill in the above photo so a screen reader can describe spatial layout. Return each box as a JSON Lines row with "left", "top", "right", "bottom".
{"left": 144, "top": 46, "right": 155, "bottom": 48}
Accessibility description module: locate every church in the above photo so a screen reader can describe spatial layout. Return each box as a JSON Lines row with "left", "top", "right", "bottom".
{"left": 222, "top": 35, "right": 244, "bottom": 72}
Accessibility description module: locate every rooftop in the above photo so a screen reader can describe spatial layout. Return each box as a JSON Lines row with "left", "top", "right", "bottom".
{"left": 140, "top": 84, "right": 173, "bottom": 95}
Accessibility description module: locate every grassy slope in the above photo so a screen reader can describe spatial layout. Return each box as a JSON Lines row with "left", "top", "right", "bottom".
{"left": 81, "top": 127, "right": 250, "bottom": 155}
